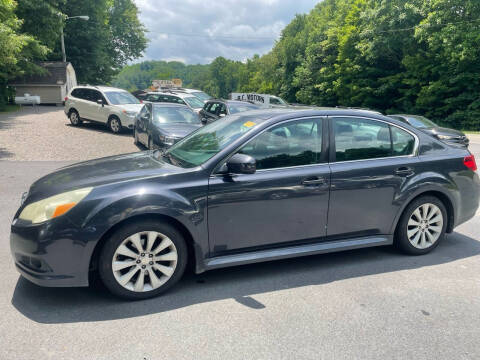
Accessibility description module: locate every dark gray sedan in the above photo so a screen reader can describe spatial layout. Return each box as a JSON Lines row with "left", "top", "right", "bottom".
{"left": 134, "top": 103, "right": 202, "bottom": 150}
{"left": 10, "top": 108, "right": 480, "bottom": 299}
{"left": 389, "top": 114, "right": 469, "bottom": 147}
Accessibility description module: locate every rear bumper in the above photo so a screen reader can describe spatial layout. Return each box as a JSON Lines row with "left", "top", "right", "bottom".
{"left": 10, "top": 219, "right": 91, "bottom": 287}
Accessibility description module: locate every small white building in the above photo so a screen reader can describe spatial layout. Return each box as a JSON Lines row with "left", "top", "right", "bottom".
{"left": 10, "top": 62, "right": 77, "bottom": 105}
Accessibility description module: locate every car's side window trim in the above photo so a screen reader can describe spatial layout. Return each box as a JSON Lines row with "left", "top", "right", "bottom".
{"left": 210, "top": 116, "right": 328, "bottom": 176}
{"left": 328, "top": 115, "right": 419, "bottom": 164}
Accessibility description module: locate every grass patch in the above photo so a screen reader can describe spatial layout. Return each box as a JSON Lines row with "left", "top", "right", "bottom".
{"left": 463, "top": 130, "right": 480, "bottom": 135}
{"left": 0, "top": 104, "right": 21, "bottom": 114}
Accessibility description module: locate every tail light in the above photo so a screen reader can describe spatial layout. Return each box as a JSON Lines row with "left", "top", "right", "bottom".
{"left": 140, "top": 100, "right": 143, "bottom": 103}
{"left": 463, "top": 154, "right": 477, "bottom": 171}
{"left": 64, "top": 96, "right": 68, "bottom": 101}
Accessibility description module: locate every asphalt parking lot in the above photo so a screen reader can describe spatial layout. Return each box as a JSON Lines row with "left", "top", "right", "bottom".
{"left": 1, "top": 107, "right": 480, "bottom": 359}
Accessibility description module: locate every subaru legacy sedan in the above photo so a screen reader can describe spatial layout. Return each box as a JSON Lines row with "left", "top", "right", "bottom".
{"left": 10, "top": 108, "right": 479, "bottom": 300}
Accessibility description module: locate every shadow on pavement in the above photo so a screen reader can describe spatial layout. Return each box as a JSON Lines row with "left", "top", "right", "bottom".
{"left": 65, "top": 122, "right": 133, "bottom": 137}
{"left": 11, "top": 232, "right": 480, "bottom": 324}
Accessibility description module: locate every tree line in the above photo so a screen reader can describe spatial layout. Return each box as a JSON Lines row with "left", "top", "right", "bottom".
{"left": 0, "top": 0, "right": 147, "bottom": 110}
{"left": 115, "top": 0, "right": 480, "bottom": 130}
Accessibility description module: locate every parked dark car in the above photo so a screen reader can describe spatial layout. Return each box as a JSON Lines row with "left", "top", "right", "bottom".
{"left": 10, "top": 108, "right": 479, "bottom": 300}
{"left": 134, "top": 103, "right": 202, "bottom": 150}
{"left": 389, "top": 114, "right": 469, "bottom": 147}
{"left": 200, "top": 99, "right": 259, "bottom": 124}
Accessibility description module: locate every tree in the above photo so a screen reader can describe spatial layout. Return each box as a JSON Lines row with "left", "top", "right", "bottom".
{"left": 0, "top": 0, "right": 48, "bottom": 109}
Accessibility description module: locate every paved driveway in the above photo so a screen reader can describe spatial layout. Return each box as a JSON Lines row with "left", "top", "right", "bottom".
{"left": 0, "top": 106, "right": 138, "bottom": 161}
{"left": 0, "top": 111, "right": 479, "bottom": 359}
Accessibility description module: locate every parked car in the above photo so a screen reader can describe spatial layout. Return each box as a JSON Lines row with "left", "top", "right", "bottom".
{"left": 200, "top": 99, "right": 260, "bottom": 124}
{"left": 171, "top": 88, "right": 212, "bottom": 103}
{"left": 389, "top": 114, "right": 469, "bottom": 147}
{"left": 143, "top": 91, "right": 205, "bottom": 113}
{"left": 10, "top": 108, "right": 479, "bottom": 300}
{"left": 134, "top": 103, "right": 202, "bottom": 150}
{"left": 64, "top": 86, "right": 142, "bottom": 133}
{"left": 230, "top": 92, "right": 288, "bottom": 107}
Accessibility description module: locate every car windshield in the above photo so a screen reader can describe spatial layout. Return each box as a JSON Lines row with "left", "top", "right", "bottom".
{"left": 153, "top": 106, "right": 200, "bottom": 124}
{"left": 104, "top": 91, "right": 140, "bottom": 105}
{"left": 270, "top": 96, "right": 288, "bottom": 105}
{"left": 162, "top": 115, "right": 265, "bottom": 168}
{"left": 228, "top": 103, "right": 259, "bottom": 114}
{"left": 405, "top": 115, "right": 437, "bottom": 129}
{"left": 191, "top": 91, "right": 211, "bottom": 101}
{"left": 183, "top": 96, "right": 204, "bottom": 109}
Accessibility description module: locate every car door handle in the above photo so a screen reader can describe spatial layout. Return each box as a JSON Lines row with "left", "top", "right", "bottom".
{"left": 302, "top": 177, "right": 326, "bottom": 186}
{"left": 394, "top": 167, "right": 414, "bottom": 177}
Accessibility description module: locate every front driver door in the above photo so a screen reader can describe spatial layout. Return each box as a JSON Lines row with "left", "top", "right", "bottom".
{"left": 207, "top": 117, "right": 330, "bottom": 255}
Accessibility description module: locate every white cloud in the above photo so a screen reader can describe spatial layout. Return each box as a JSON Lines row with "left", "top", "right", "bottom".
{"left": 134, "top": 0, "right": 318, "bottom": 64}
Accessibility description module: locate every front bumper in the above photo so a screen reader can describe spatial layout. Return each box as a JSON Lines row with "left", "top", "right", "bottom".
{"left": 10, "top": 218, "right": 92, "bottom": 287}
{"left": 120, "top": 114, "right": 136, "bottom": 129}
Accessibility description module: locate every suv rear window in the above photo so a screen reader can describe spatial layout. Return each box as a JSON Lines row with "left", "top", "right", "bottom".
{"left": 71, "top": 88, "right": 86, "bottom": 100}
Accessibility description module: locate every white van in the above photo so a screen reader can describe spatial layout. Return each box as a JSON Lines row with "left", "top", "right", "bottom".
{"left": 229, "top": 93, "right": 288, "bottom": 107}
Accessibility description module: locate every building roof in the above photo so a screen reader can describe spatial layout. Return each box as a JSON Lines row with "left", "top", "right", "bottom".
{"left": 10, "top": 62, "right": 72, "bottom": 86}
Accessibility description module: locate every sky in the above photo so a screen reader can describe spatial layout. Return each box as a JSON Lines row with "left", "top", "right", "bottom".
{"left": 134, "top": 0, "right": 318, "bottom": 64}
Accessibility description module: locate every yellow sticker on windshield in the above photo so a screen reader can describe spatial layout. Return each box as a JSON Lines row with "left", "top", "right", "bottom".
{"left": 243, "top": 121, "right": 256, "bottom": 128}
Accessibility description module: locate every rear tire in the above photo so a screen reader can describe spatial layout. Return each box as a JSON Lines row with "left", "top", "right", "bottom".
{"left": 69, "top": 110, "right": 82, "bottom": 126}
{"left": 98, "top": 220, "right": 188, "bottom": 300}
{"left": 395, "top": 196, "right": 447, "bottom": 255}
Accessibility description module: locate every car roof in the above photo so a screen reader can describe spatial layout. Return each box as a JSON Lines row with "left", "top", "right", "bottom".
{"left": 234, "top": 107, "right": 410, "bottom": 125}
{"left": 73, "top": 85, "right": 127, "bottom": 92}
{"left": 147, "top": 102, "right": 190, "bottom": 108}
{"left": 207, "top": 99, "right": 258, "bottom": 105}
{"left": 147, "top": 91, "right": 196, "bottom": 98}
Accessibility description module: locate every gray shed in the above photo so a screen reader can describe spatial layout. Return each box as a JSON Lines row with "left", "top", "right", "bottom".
{"left": 10, "top": 62, "right": 77, "bottom": 105}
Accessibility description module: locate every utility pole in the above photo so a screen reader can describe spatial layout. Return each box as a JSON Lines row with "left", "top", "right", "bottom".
{"left": 59, "top": 15, "right": 89, "bottom": 63}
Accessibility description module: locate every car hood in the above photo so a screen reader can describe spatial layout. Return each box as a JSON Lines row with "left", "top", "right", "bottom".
{"left": 27, "top": 151, "right": 182, "bottom": 201}
{"left": 157, "top": 123, "right": 202, "bottom": 138}
{"left": 420, "top": 126, "right": 465, "bottom": 137}
{"left": 118, "top": 103, "right": 143, "bottom": 113}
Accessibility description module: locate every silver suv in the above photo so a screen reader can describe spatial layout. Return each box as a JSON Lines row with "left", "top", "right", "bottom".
{"left": 64, "top": 86, "right": 143, "bottom": 133}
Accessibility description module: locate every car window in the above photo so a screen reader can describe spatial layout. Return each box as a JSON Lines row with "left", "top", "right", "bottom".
{"left": 391, "top": 126, "right": 415, "bottom": 156}
{"left": 164, "top": 115, "right": 268, "bottom": 168}
{"left": 209, "top": 103, "right": 219, "bottom": 114}
{"left": 238, "top": 118, "right": 322, "bottom": 170}
{"left": 270, "top": 98, "right": 281, "bottom": 105}
{"left": 191, "top": 91, "right": 211, "bottom": 101}
{"left": 91, "top": 90, "right": 105, "bottom": 103}
{"left": 183, "top": 96, "right": 204, "bottom": 109}
{"left": 333, "top": 117, "right": 391, "bottom": 161}
{"left": 71, "top": 88, "right": 86, "bottom": 99}
{"left": 153, "top": 106, "right": 200, "bottom": 124}
{"left": 218, "top": 103, "right": 227, "bottom": 115}
{"left": 104, "top": 91, "right": 140, "bottom": 105}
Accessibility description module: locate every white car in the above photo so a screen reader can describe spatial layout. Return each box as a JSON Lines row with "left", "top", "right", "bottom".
{"left": 144, "top": 91, "right": 205, "bottom": 113}
{"left": 64, "top": 86, "right": 143, "bottom": 133}
{"left": 174, "top": 88, "right": 212, "bottom": 103}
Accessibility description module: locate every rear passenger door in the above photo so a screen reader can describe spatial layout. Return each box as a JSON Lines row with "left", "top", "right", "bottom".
{"left": 327, "top": 116, "right": 419, "bottom": 239}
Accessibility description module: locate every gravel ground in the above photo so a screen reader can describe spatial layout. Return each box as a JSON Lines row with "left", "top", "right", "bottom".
{"left": 0, "top": 106, "right": 139, "bottom": 161}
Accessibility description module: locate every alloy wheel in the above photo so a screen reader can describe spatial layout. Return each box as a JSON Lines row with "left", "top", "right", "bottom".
{"left": 407, "top": 203, "right": 443, "bottom": 249}
{"left": 111, "top": 231, "right": 178, "bottom": 292}
{"left": 70, "top": 112, "right": 79, "bottom": 125}
{"left": 110, "top": 118, "right": 121, "bottom": 133}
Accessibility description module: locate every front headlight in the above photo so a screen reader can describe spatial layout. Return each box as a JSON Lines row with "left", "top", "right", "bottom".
{"left": 436, "top": 134, "right": 451, "bottom": 140}
{"left": 18, "top": 187, "right": 93, "bottom": 224}
{"left": 159, "top": 135, "right": 176, "bottom": 146}
{"left": 122, "top": 110, "right": 137, "bottom": 117}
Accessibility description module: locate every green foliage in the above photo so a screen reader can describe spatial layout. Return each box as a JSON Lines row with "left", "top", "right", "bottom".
{"left": 0, "top": 0, "right": 48, "bottom": 109}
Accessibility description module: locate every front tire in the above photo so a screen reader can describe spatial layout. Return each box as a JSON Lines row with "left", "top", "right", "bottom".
{"left": 98, "top": 220, "right": 188, "bottom": 300}
{"left": 108, "top": 116, "right": 122, "bottom": 134}
{"left": 395, "top": 196, "right": 447, "bottom": 255}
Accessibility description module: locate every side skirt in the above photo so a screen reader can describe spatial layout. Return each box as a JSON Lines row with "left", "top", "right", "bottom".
{"left": 203, "top": 235, "right": 393, "bottom": 272}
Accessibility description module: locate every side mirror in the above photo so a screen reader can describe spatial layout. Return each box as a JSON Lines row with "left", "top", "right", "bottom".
{"left": 219, "top": 113, "right": 226, "bottom": 118}
{"left": 97, "top": 99, "right": 104, "bottom": 107}
{"left": 225, "top": 154, "right": 256, "bottom": 175}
